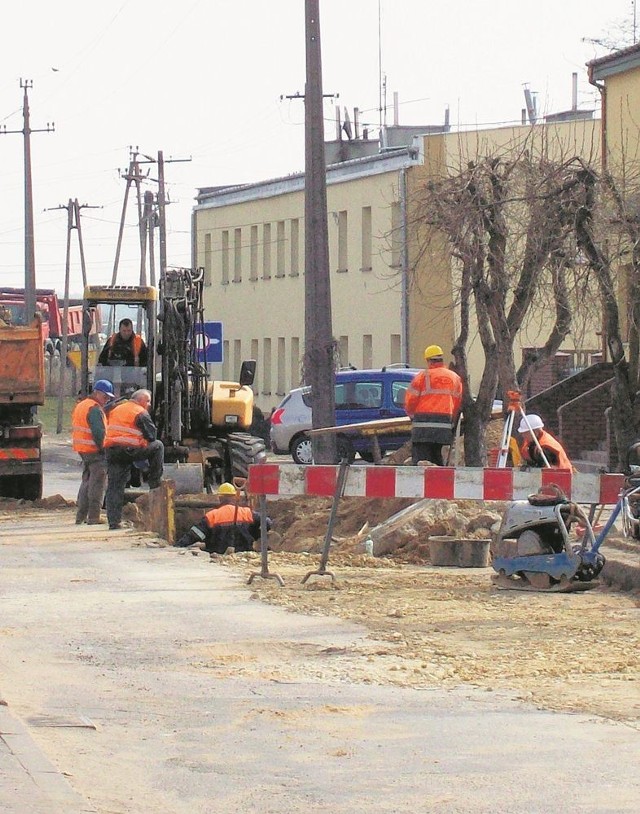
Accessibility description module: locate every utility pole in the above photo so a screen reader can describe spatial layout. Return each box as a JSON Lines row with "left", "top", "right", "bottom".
{"left": 47, "top": 199, "right": 100, "bottom": 433}
{"left": 0, "top": 80, "right": 54, "bottom": 323}
{"left": 137, "top": 151, "right": 191, "bottom": 283}
{"left": 304, "top": 0, "right": 336, "bottom": 464}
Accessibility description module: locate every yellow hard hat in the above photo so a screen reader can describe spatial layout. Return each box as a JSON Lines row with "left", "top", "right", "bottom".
{"left": 217, "top": 482, "right": 237, "bottom": 496}
{"left": 424, "top": 344, "right": 444, "bottom": 360}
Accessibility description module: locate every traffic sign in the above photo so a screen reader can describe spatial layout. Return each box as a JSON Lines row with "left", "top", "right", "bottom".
{"left": 195, "top": 321, "right": 223, "bottom": 363}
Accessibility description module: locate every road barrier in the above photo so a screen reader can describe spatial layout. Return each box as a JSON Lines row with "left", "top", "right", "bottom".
{"left": 247, "top": 464, "right": 624, "bottom": 505}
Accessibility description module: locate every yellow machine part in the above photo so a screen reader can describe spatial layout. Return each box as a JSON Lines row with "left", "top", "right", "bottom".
{"left": 209, "top": 380, "right": 253, "bottom": 430}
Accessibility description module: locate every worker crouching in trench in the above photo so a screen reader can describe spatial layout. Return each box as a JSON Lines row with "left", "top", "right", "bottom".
{"left": 175, "top": 483, "right": 271, "bottom": 554}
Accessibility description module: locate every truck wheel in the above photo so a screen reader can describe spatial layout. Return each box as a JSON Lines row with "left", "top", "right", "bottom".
{"left": 226, "top": 433, "right": 267, "bottom": 480}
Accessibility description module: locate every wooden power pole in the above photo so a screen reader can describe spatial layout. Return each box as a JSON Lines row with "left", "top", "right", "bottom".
{"left": 304, "top": 0, "right": 336, "bottom": 464}
{"left": 0, "top": 80, "right": 54, "bottom": 323}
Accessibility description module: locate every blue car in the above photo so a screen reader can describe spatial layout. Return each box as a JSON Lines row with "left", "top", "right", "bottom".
{"left": 269, "top": 366, "right": 421, "bottom": 464}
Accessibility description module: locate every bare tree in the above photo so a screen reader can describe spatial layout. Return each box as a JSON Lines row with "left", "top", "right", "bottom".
{"left": 410, "top": 140, "right": 598, "bottom": 465}
{"left": 574, "top": 165, "right": 638, "bottom": 469}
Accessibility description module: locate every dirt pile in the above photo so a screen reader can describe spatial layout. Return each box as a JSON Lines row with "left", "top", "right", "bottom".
{"left": 265, "top": 496, "right": 503, "bottom": 562}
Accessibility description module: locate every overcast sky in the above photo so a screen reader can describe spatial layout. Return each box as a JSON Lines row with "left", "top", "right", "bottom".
{"left": 0, "top": 0, "right": 635, "bottom": 295}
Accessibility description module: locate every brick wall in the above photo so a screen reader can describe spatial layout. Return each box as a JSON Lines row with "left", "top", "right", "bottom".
{"left": 524, "top": 362, "right": 614, "bottom": 436}
{"left": 557, "top": 379, "right": 613, "bottom": 462}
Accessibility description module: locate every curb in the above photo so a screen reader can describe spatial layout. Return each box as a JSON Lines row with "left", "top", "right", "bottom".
{"left": 0, "top": 702, "right": 95, "bottom": 814}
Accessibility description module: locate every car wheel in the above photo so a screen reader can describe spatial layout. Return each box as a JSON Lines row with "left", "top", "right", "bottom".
{"left": 291, "top": 434, "right": 314, "bottom": 465}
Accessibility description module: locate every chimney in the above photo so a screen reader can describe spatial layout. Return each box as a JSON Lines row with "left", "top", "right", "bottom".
{"left": 571, "top": 72, "right": 578, "bottom": 111}
{"left": 523, "top": 85, "right": 537, "bottom": 124}
{"left": 393, "top": 91, "right": 399, "bottom": 126}
{"left": 335, "top": 106, "right": 342, "bottom": 141}
{"left": 444, "top": 106, "right": 450, "bottom": 129}
{"left": 354, "top": 107, "right": 360, "bottom": 139}
{"left": 521, "top": 108, "right": 527, "bottom": 125}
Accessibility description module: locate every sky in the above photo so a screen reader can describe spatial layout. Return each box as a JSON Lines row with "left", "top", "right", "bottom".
{"left": 0, "top": 0, "right": 636, "bottom": 296}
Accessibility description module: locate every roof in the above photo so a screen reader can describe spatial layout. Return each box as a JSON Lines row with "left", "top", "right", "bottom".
{"left": 588, "top": 42, "right": 640, "bottom": 81}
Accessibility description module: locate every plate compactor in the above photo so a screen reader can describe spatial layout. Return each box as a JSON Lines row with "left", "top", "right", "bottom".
{"left": 492, "top": 487, "right": 606, "bottom": 592}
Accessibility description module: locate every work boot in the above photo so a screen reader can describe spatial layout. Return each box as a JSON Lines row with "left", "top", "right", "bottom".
{"left": 108, "top": 523, "right": 122, "bottom": 531}
{"left": 75, "top": 514, "right": 86, "bottom": 525}
{"left": 87, "top": 516, "right": 106, "bottom": 525}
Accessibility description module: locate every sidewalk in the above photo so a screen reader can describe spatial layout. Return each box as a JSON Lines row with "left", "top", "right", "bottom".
{"left": 0, "top": 701, "right": 94, "bottom": 814}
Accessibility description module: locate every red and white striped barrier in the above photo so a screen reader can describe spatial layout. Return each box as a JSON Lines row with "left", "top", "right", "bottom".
{"left": 247, "top": 464, "right": 625, "bottom": 505}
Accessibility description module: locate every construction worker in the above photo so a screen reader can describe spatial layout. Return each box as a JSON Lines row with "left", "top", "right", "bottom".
{"left": 72, "top": 379, "right": 115, "bottom": 525}
{"left": 98, "top": 318, "right": 148, "bottom": 367}
{"left": 104, "top": 389, "right": 164, "bottom": 530}
{"left": 404, "top": 345, "right": 463, "bottom": 465}
{"left": 517, "top": 414, "right": 574, "bottom": 470}
{"left": 175, "top": 482, "right": 268, "bottom": 554}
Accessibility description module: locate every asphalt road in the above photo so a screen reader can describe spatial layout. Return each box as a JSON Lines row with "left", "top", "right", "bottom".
{"left": 0, "top": 511, "right": 639, "bottom": 813}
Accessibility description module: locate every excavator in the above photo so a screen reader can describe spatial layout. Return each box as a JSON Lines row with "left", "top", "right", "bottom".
{"left": 79, "top": 267, "right": 267, "bottom": 493}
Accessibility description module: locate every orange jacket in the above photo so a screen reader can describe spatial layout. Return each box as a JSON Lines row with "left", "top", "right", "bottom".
{"left": 520, "top": 429, "right": 573, "bottom": 470}
{"left": 106, "top": 332, "right": 145, "bottom": 365}
{"left": 71, "top": 397, "right": 106, "bottom": 454}
{"left": 104, "top": 401, "right": 148, "bottom": 449}
{"left": 204, "top": 503, "right": 256, "bottom": 528}
{"left": 405, "top": 363, "right": 463, "bottom": 419}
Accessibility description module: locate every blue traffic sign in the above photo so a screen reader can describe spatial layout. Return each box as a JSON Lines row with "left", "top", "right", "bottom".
{"left": 195, "top": 321, "right": 223, "bottom": 363}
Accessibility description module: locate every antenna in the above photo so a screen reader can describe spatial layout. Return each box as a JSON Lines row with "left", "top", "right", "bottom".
{"left": 378, "top": 0, "right": 383, "bottom": 133}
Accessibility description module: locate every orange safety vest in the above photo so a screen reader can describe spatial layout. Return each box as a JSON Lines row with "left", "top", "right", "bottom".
{"left": 519, "top": 429, "right": 573, "bottom": 470}
{"left": 107, "top": 332, "right": 144, "bottom": 365}
{"left": 405, "top": 364, "right": 463, "bottom": 419}
{"left": 71, "top": 397, "right": 106, "bottom": 454}
{"left": 204, "top": 503, "right": 255, "bottom": 528}
{"left": 104, "top": 401, "right": 148, "bottom": 448}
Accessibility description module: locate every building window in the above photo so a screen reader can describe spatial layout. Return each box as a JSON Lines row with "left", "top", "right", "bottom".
{"left": 337, "top": 209, "right": 348, "bottom": 272}
{"left": 277, "top": 337, "right": 286, "bottom": 395}
{"left": 233, "top": 339, "right": 242, "bottom": 377}
{"left": 204, "top": 233, "right": 212, "bottom": 286}
{"left": 363, "top": 334, "right": 373, "bottom": 368}
{"left": 290, "top": 218, "right": 300, "bottom": 276}
{"left": 262, "top": 337, "right": 272, "bottom": 394}
{"left": 222, "top": 339, "right": 230, "bottom": 379}
{"left": 390, "top": 202, "right": 402, "bottom": 269}
{"left": 361, "top": 206, "right": 372, "bottom": 272}
{"left": 390, "top": 334, "right": 401, "bottom": 364}
{"left": 221, "top": 230, "right": 229, "bottom": 285}
{"left": 251, "top": 338, "right": 259, "bottom": 363}
{"left": 339, "top": 335, "right": 349, "bottom": 368}
{"left": 233, "top": 228, "right": 242, "bottom": 283}
{"left": 276, "top": 220, "right": 285, "bottom": 277}
{"left": 290, "top": 336, "right": 300, "bottom": 388}
{"left": 250, "top": 225, "right": 258, "bottom": 281}
{"left": 263, "top": 223, "right": 272, "bottom": 280}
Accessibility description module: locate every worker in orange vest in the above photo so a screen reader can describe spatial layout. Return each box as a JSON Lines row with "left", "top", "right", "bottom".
{"left": 404, "top": 345, "right": 463, "bottom": 465}
{"left": 176, "top": 482, "right": 269, "bottom": 554}
{"left": 98, "top": 318, "right": 148, "bottom": 367}
{"left": 72, "top": 379, "right": 115, "bottom": 525}
{"left": 517, "top": 414, "right": 574, "bottom": 470}
{"left": 104, "top": 389, "right": 164, "bottom": 530}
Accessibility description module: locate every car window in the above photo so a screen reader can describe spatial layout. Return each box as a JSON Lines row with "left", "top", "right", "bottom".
{"left": 301, "top": 387, "right": 312, "bottom": 408}
{"left": 392, "top": 381, "right": 409, "bottom": 408}
{"left": 335, "top": 381, "right": 382, "bottom": 409}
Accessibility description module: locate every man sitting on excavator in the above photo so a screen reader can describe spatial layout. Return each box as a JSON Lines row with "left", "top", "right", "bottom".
{"left": 98, "top": 318, "right": 148, "bottom": 367}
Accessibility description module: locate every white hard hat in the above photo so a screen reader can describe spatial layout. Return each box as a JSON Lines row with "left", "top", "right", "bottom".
{"left": 518, "top": 414, "right": 544, "bottom": 433}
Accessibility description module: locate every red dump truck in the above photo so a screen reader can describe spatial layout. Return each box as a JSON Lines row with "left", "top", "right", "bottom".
{"left": 0, "top": 287, "right": 98, "bottom": 348}
{"left": 0, "top": 317, "right": 44, "bottom": 499}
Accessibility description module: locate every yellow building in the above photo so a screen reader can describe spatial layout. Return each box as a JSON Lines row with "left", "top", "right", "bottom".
{"left": 194, "top": 120, "right": 602, "bottom": 414}
{"left": 589, "top": 43, "right": 640, "bottom": 172}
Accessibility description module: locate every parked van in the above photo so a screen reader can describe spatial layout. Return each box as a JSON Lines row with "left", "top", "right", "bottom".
{"left": 269, "top": 366, "right": 420, "bottom": 464}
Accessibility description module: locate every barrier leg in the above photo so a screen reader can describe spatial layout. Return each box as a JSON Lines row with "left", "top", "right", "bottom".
{"left": 302, "top": 459, "right": 350, "bottom": 584}
{"left": 247, "top": 494, "right": 284, "bottom": 587}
